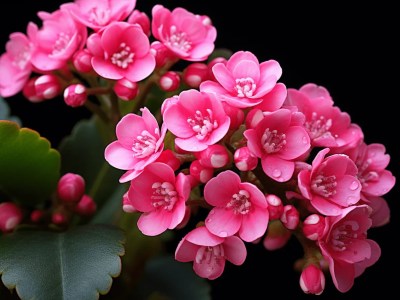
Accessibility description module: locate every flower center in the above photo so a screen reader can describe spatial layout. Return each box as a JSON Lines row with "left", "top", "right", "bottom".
{"left": 166, "top": 25, "right": 192, "bottom": 52}
{"left": 195, "top": 245, "right": 224, "bottom": 268}
{"left": 261, "top": 128, "right": 286, "bottom": 153}
{"left": 235, "top": 77, "right": 256, "bottom": 97}
{"left": 187, "top": 109, "right": 218, "bottom": 140}
{"left": 311, "top": 174, "right": 337, "bottom": 198}
{"left": 330, "top": 220, "right": 364, "bottom": 251}
{"left": 51, "top": 32, "right": 71, "bottom": 56}
{"left": 151, "top": 181, "right": 177, "bottom": 211}
{"left": 305, "top": 112, "right": 335, "bottom": 140}
{"left": 111, "top": 42, "right": 134, "bottom": 69}
{"left": 88, "top": 7, "right": 111, "bottom": 26}
{"left": 132, "top": 130, "right": 158, "bottom": 158}
{"left": 226, "top": 189, "right": 252, "bottom": 215}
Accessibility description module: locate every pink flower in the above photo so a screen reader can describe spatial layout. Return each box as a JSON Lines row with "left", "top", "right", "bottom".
{"left": 298, "top": 148, "right": 361, "bottom": 216}
{"left": 151, "top": 5, "right": 217, "bottom": 61}
{"left": 0, "top": 32, "right": 33, "bottom": 97}
{"left": 61, "top": 0, "right": 136, "bottom": 30}
{"left": 128, "top": 162, "right": 190, "bottom": 236}
{"left": 200, "top": 50, "right": 285, "bottom": 108}
{"left": 318, "top": 205, "right": 381, "bottom": 293}
{"left": 162, "top": 89, "right": 230, "bottom": 152}
{"left": 27, "top": 8, "right": 87, "bottom": 71}
{"left": 87, "top": 21, "right": 155, "bottom": 82}
{"left": 204, "top": 170, "right": 269, "bottom": 242}
{"left": 285, "top": 83, "right": 363, "bottom": 151}
{"left": 244, "top": 108, "right": 311, "bottom": 182}
{"left": 175, "top": 226, "right": 247, "bottom": 280}
{"left": 104, "top": 107, "right": 167, "bottom": 182}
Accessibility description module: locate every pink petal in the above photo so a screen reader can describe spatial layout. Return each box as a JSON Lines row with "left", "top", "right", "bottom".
{"left": 205, "top": 207, "right": 241, "bottom": 237}
{"left": 104, "top": 142, "right": 135, "bottom": 169}
{"left": 239, "top": 182, "right": 267, "bottom": 208}
{"left": 175, "top": 136, "right": 208, "bottom": 152}
{"left": 186, "top": 226, "right": 224, "bottom": 246}
{"left": 311, "top": 196, "right": 343, "bottom": 216}
{"left": 188, "top": 42, "right": 215, "bottom": 61}
{"left": 168, "top": 201, "right": 186, "bottom": 229}
{"left": 299, "top": 83, "right": 333, "bottom": 105}
{"left": 163, "top": 107, "right": 194, "bottom": 138}
{"left": 204, "top": 171, "right": 241, "bottom": 206}
{"left": 279, "top": 126, "right": 310, "bottom": 160}
{"left": 92, "top": 57, "right": 124, "bottom": 80}
{"left": 125, "top": 53, "right": 155, "bottom": 82}
{"left": 223, "top": 236, "right": 247, "bottom": 265}
{"left": 298, "top": 170, "right": 313, "bottom": 199}
{"left": 256, "top": 60, "right": 282, "bottom": 94}
{"left": 212, "top": 63, "right": 235, "bottom": 92}
{"left": 231, "top": 60, "right": 260, "bottom": 83}
{"left": 119, "top": 168, "right": 143, "bottom": 183}
{"left": 243, "top": 129, "right": 263, "bottom": 158}
{"left": 329, "top": 258, "right": 355, "bottom": 293}
{"left": 175, "top": 239, "right": 199, "bottom": 262}
{"left": 116, "top": 113, "right": 146, "bottom": 146}
{"left": 199, "top": 80, "right": 230, "bottom": 96}
{"left": 256, "top": 83, "right": 287, "bottom": 112}
{"left": 193, "top": 255, "right": 225, "bottom": 280}
{"left": 239, "top": 207, "right": 269, "bottom": 242}
{"left": 334, "top": 239, "right": 371, "bottom": 263}
{"left": 137, "top": 209, "right": 172, "bottom": 236}
{"left": 332, "top": 175, "right": 361, "bottom": 206}
{"left": 362, "top": 170, "right": 396, "bottom": 196}
{"left": 261, "top": 155, "right": 295, "bottom": 182}
{"left": 365, "top": 196, "right": 390, "bottom": 227}
{"left": 354, "top": 240, "right": 381, "bottom": 277}
{"left": 226, "top": 51, "right": 258, "bottom": 70}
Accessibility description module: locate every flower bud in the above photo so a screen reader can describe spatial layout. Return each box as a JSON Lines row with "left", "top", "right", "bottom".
{"left": 51, "top": 211, "right": 68, "bottom": 226}
{"left": 0, "top": 202, "right": 23, "bottom": 233}
{"left": 150, "top": 41, "right": 173, "bottom": 67}
{"left": 207, "top": 57, "right": 227, "bottom": 82}
{"left": 182, "top": 63, "right": 209, "bottom": 88}
{"left": 122, "top": 191, "right": 137, "bottom": 213}
{"left": 299, "top": 264, "right": 325, "bottom": 295}
{"left": 195, "top": 144, "right": 229, "bottom": 169}
{"left": 72, "top": 49, "right": 93, "bottom": 73}
{"left": 234, "top": 146, "right": 258, "bottom": 171}
{"left": 156, "top": 149, "right": 181, "bottom": 171}
{"left": 263, "top": 220, "right": 291, "bottom": 251}
{"left": 63, "top": 84, "right": 87, "bottom": 107}
{"left": 57, "top": 173, "right": 85, "bottom": 203}
{"left": 23, "top": 74, "right": 61, "bottom": 102}
{"left": 30, "top": 209, "right": 44, "bottom": 223}
{"left": 159, "top": 71, "right": 180, "bottom": 92}
{"left": 75, "top": 195, "right": 96, "bottom": 216}
{"left": 222, "top": 102, "right": 244, "bottom": 130}
{"left": 280, "top": 204, "right": 300, "bottom": 230}
{"left": 190, "top": 160, "right": 213, "bottom": 183}
{"left": 245, "top": 108, "right": 264, "bottom": 129}
{"left": 265, "top": 194, "right": 284, "bottom": 220}
{"left": 113, "top": 78, "right": 139, "bottom": 101}
{"left": 302, "top": 214, "right": 326, "bottom": 240}
{"left": 127, "top": 10, "right": 150, "bottom": 36}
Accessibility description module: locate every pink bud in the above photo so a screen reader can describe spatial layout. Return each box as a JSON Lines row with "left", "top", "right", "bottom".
{"left": 245, "top": 108, "right": 264, "bottom": 129}
{"left": 263, "top": 221, "right": 291, "bottom": 251}
{"left": 23, "top": 75, "right": 61, "bottom": 102}
{"left": 122, "top": 191, "right": 137, "bottom": 213}
{"left": 265, "top": 194, "right": 284, "bottom": 220}
{"left": 75, "top": 195, "right": 96, "bottom": 216}
{"left": 156, "top": 149, "right": 181, "bottom": 171}
{"left": 113, "top": 78, "right": 139, "bottom": 101}
{"left": 0, "top": 202, "right": 23, "bottom": 233}
{"left": 299, "top": 264, "right": 325, "bottom": 295}
{"left": 72, "top": 49, "right": 93, "bottom": 73}
{"left": 302, "top": 214, "right": 326, "bottom": 240}
{"left": 190, "top": 160, "right": 213, "bottom": 183}
{"left": 159, "top": 71, "right": 180, "bottom": 92}
{"left": 30, "top": 209, "right": 44, "bottom": 223}
{"left": 195, "top": 144, "right": 229, "bottom": 169}
{"left": 51, "top": 211, "right": 68, "bottom": 225}
{"left": 222, "top": 102, "right": 244, "bottom": 130}
{"left": 127, "top": 10, "right": 150, "bottom": 36}
{"left": 186, "top": 174, "right": 200, "bottom": 188}
{"left": 57, "top": 173, "right": 85, "bottom": 203}
{"left": 150, "top": 41, "right": 173, "bottom": 67}
{"left": 234, "top": 146, "right": 258, "bottom": 171}
{"left": 207, "top": 57, "right": 227, "bottom": 81}
{"left": 280, "top": 205, "right": 300, "bottom": 230}
{"left": 63, "top": 84, "right": 87, "bottom": 107}
{"left": 182, "top": 63, "right": 209, "bottom": 88}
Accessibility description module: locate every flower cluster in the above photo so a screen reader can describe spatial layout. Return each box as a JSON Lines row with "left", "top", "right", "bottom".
{"left": 0, "top": 0, "right": 396, "bottom": 297}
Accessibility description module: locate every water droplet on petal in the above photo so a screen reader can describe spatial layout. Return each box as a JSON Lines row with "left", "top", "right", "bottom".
{"left": 206, "top": 218, "right": 212, "bottom": 223}
{"left": 272, "top": 169, "right": 282, "bottom": 178}
{"left": 349, "top": 181, "right": 359, "bottom": 190}
{"left": 209, "top": 210, "right": 215, "bottom": 215}
{"left": 219, "top": 231, "right": 228, "bottom": 237}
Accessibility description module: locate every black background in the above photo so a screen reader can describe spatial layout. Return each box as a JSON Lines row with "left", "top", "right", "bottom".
{"left": 1, "top": 1, "right": 399, "bottom": 299}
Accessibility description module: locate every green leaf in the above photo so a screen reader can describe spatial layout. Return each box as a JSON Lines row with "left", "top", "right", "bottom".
{"left": 0, "top": 224, "right": 125, "bottom": 300}
{"left": 133, "top": 255, "right": 211, "bottom": 300}
{"left": 0, "top": 121, "right": 60, "bottom": 206}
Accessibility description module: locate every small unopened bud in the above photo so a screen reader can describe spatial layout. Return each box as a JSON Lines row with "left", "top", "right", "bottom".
{"left": 280, "top": 204, "right": 300, "bottom": 230}
{"left": 265, "top": 194, "right": 284, "bottom": 220}
{"left": 190, "top": 160, "right": 213, "bottom": 183}
{"left": 57, "top": 173, "right": 85, "bottom": 203}
{"left": 150, "top": 41, "right": 173, "bottom": 67}
{"left": 159, "top": 71, "right": 180, "bottom": 92}
{"left": 72, "top": 49, "right": 93, "bottom": 73}
{"left": 245, "top": 108, "right": 264, "bottom": 129}
{"left": 156, "top": 149, "right": 181, "bottom": 171}
{"left": 234, "top": 146, "right": 258, "bottom": 171}
{"left": 23, "top": 74, "right": 61, "bottom": 102}
{"left": 207, "top": 57, "right": 227, "bottom": 82}
{"left": 113, "top": 78, "right": 139, "bottom": 101}
{"left": 30, "top": 209, "right": 44, "bottom": 223}
{"left": 64, "top": 84, "right": 87, "bottom": 107}
{"left": 127, "top": 10, "right": 150, "bottom": 36}
{"left": 303, "top": 214, "right": 326, "bottom": 240}
{"left": 182, "top": 63, "right": 209, "bottom": 88}
{"left": 75, "top": 195, "right": 96, "bottom": 216}
{"left": 0, "top": 202, "right": 23, "bottom": 233}
{"left": 299, "top": 264, "right": 325, "bottom": 295}
{"left": 51, "top": 211, "right": 68, "bottom": 226}
{"left": 222, "top": 103, "right": 244, "bottom": 130}
{"left": 122, "top": 191, "right": 137, "bottom": 213}
{"left": 263, "top": 221, "right": 291, "bottom": 251}
{"left": 195, "top": 144, "right": 229, "bottom": 169}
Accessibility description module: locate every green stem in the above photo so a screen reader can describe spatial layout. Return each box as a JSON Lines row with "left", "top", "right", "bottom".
{"left": 88, "top": 162, "right": 111, "bottom": 200}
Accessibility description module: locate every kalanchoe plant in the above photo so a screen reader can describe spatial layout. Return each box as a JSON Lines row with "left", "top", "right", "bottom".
{"left": 0, "top": 0, "right": 396, "bottom": 299}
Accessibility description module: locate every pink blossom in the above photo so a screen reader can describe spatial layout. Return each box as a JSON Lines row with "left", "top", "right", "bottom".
{"left": 0, "top": 32, "right": 33, "bottom": 97}
{"left": 175, "top": 225, "right": 247, "bottom": 280}
{"left": 27, "top": 8, "right": 87, "bottom": 71}
{"left": 204, "top": 170, "right": 269, "bottom": 242}
{"left": 127, "top": 10, "right": 150, "bottom": 36}
{"left": 200, "top": 50, "right": 285, "bottom": 108}
{"left": 298, "top": 148, "right": 361, "bottom": 216}
{"left": 244, "top": 108, "right": 311, "bottom": 182}
{"left": 285, "top": 83, "right": 363, "bottom": 151}
{"left": 87, "top": 22, "right": 155, "bottom": 82}
{"left": 104, "top": 107, "right": 167, "bottom": 183}
{"left": 151, "top": 5, "right": 217, "bottom": 61}
{"left": 128, "top": 162, "right": 190, "bottom": 236}
{"left": 318, "top": 205, "right": 381, "bottom": 293}
{"left": 61, "top": 0, "right": 136, "bottom": 30}
{"left": 162, "top": 89, "right": 230, "bottom": 152}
